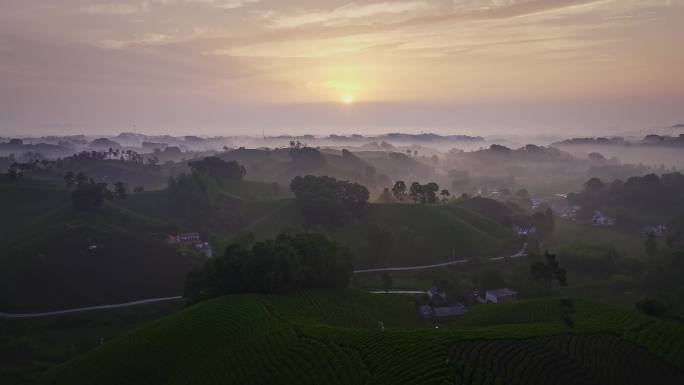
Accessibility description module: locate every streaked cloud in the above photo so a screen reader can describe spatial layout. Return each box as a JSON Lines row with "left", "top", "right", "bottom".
{"left": 0, "top": 0, "right": 682, "bottom": 134}
{"left": 264, "top": 1, "right": 434, "bottom": 29}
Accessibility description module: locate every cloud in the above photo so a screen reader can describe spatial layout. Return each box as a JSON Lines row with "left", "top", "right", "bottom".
{"left": 77, "top": 0, "right": 259, "bottom": 15}
{"left": 77, "top": 3, "right": 147, "bottom": 15}
{"left": 152, "top": 0, "right": 260, "bottom": 10}
{"left": 265, "top": 1, "right": 434, "bottom": 29}
{"left": 98, "top": 33, "right": 176, "bottom": 49}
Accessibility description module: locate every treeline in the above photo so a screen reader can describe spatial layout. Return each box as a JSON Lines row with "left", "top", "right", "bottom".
{"left": 385, "top": 181, "right": 450, "bottom": 204}
{"left": 290, "top": 175, "right": 369, "bottom": 226}
{"left": 188, "top": 156, "right": 245, "bottom": 180}
{"left": 568, "top": 172, "right": 684, "bottom": 216}
{"left": 185, "top": 232, "right": 354, "bottom": 304}
{"left": 65, "top": 172, "right": 128, "bottom": 210}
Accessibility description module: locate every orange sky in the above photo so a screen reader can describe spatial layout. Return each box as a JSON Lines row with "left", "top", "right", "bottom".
{"left": 1, "top": 0, "right": 683, "bottom": 135}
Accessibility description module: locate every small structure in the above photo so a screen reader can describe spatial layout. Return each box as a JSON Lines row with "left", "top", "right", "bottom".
{"left": 419, "top": 303, "right": 467, "bottom": 319}
{"left": 643, "top": 224, "right": 667, "bottom": 236}
{"left": 419, "top": 305, "right": 434, "bottom": 319}
{"left": 427, "top": 287, "right": 447, "bottom": 302}
{"left": 171, "top": 232, "right": 201, "bottom": 244}
{"left": 433, "top": 303, "right": 467, "bottom": 318}
{"left": 195, "top": 242, "right": 213, "bottom": 257}
{"left": 592, "top": 211, "right": 614, "bottom": 226}
{"left": 168, "top": 232, "right": 212, "bottom": 257}
{"left": 485, "top": 288, "right": 517, "bottom": 303}
{"left": 513, "top": 224, "right": 536, "bottom": 235}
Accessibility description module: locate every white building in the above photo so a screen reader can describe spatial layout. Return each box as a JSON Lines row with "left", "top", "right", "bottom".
{"left": 485, "top": 288, "right": 517, "bottom": 303}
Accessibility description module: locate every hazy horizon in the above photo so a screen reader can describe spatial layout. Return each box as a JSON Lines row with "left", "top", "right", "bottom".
{"left": 1, "top": 0, "right": 683, "bottom": 136}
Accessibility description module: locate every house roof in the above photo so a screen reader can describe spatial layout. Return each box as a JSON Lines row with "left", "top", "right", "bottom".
{"left": 486, "top": 288, "right": 517, "bottom": 297}
{"left": 434, "top": 303, "right": 467, "bottom": 317}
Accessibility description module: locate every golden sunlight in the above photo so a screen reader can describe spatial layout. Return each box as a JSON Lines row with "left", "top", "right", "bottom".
{"left": 342, "top": 95, "right": 354, "bottom": 104}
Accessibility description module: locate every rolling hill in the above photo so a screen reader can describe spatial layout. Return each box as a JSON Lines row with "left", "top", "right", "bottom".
{"left": 242, "top": 201, "right": 521, "bottom": 267}
{"left": 0, "top": 177, "right": 519, "bottom": 311}
{"left": 0, "top": 181, "right": 202, "bottom": 312}
{"left": 39, "top": 290, "right": 684, "bottom": 385}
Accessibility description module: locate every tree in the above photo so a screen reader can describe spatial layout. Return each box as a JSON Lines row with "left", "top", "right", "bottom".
{"left": 64, "top": 172, "right": 75, "bottom": 189}
{"left": 188, "top": 156, "right": 246, "bottom": 180}
{"left": 409, "top": 182, "right": 423, "bottom": 203}
{"left": 184, "top": 232, "right": 354, "bottom": 304}
{"left": 290, "top": 175, "right": 369, "bottom": 226}
{"left": 440, "top": 189, "right": 451, "bottom": 203}
{"left": 423, "top": 182, "right": 439, "bottom": 204}
{"left": 645, "top": 232, "right": 658, "bottom": 257}
{"left": 133, "top": 186, "right": 145, "bottom": 193}
{"left": 530, "top": 252, "right": 568, "bottom": 287}
{"left": 391, "top": 181, "right": 407, "bottom": 201}
{"left": 75, "top": 172, "right": 88, "bottom": 187}
{"left": 114, "top": 182, "right": 127, "bottom": 200}
{"left": 636, "top": 297, "right": 667, "bottom": 317}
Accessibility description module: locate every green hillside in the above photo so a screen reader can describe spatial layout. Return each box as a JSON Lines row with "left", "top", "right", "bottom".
{"left": 244, "top": 201, "right": 520, "bottom": 267}
{"left": 0, "top": 181, "right": 202, "bottom": 311}
{"left": 40, "top": 291, "right": 684, "bottom": 385}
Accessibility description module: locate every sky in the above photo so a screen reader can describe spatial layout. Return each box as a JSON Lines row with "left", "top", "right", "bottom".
{"left": 1, "top": 0, "right": 683, "bottom": 136}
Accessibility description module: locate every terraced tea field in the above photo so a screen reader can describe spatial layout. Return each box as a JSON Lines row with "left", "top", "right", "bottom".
{"left": 40, "top": 291, "right": 684, "bottom": 385}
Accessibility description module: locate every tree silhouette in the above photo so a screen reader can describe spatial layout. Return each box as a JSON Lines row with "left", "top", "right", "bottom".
{"left": 114, "top": 182, "right": 127, "bottom": 200}
{"left": 530, "top": 252, "right": 568, "bottom": 287}
{"left": 440, "top": 189, "right": 451, "bottom": 203}
{"left": 391, "top": 181, "right": 406, "bottom": 201}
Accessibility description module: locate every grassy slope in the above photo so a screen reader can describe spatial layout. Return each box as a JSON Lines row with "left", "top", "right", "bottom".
{"left": 0, "top": 182, "right": 202, "bottom": 311}
{"left": 40, "top": 291, "right": 684, "bottom": 385}
{"left": 554, "top": 219, "right": 646, "bottom": 259}
{"left": 243, "top": 201, "right": 520, "bottom": 267}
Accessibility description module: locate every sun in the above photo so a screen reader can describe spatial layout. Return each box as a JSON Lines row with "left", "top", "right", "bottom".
{"left": 342, "top": 95, "right": 354, "bottom": 104}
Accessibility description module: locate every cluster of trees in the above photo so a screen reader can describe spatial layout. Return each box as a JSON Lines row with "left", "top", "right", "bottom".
{"left": 288, "top": 146, "right": 326, "bottom": 168}
{"left": 390, "top": 181, "right": 450, "bottom": 204}
{"left": 65, "top": 172, "right": 127, "bottom": 210}
{"left": 185, "top": 232, "right": 354, "bottom": 304}
{"left": 4, "top": 159, "right": 57, "bottom": 182}
{"left": 568, "top": 173, "right": 684, "bottom": 217}
{"left": 530, "top": 252, "right": 568, "bottom": 288}
{"left": 290, "top": 175, "right": 369, "bottom": 226}
{"left": 188, "top": 156, "right": 246, "bottom": 180}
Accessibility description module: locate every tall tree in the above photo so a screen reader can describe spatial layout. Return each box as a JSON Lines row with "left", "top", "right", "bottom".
{"left": 530, "top": 252, "right": 568, "bottom": 287}
{"left": 114, "top": 182, "right": 127, "bottom": 200}
{"left": 423, "top": 182, "right": 439, "bottom": 204}
{"left": 64, "top": 171, "right": 75, "bottom": 189}
{"left": 440, "top": 189, "right": 451, "bottom": 203}
{"left": 391, "top": 181, "right": 407, "bottom": 201}
{"left": 409, "top": 182, "right": 423, "bottom": 203}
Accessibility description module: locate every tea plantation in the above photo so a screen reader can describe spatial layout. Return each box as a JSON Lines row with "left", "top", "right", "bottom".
{"left": 40, "top": 290, "right": 684, "bottom": 385}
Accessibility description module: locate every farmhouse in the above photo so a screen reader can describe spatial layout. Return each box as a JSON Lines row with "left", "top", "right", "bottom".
{"left": 485, "top": 288, "right": 517, "bottom": 303}
{"left": 433, "top": 303, "right": 467, "bottom": 318}
{"left": 513, "top": 224, "right": 536, "bottom": 235}
{"left": 418, "top": 303, "right": 467, "bottom": 319}
{"left": 168, "top": 232, "right": 213, "bottom": 257}
{"left": 592, "top": 211, "right": 614, "bottom": 226}
{"left": 427, "top": 287, "right": 447, "bottom": 302}
{"left": 169, "top": 232, "right": 201, "bottom": 244}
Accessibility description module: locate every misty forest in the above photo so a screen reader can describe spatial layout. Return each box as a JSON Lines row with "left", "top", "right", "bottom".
{"left": 2, "top": 131, "right": 684, "bottom": 384}
{"left": 2, "top": 0, "right": 684, "bottom": 384}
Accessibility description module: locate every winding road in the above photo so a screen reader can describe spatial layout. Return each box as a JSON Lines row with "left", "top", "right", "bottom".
{"left": 353, "top": 245, "right": 527, "bottom": 274}
{"left": 1, "top": 246, "right": 527, "bottom": 319}
{"left": 0, "top": 296, "right": 183, "bottom": 319}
